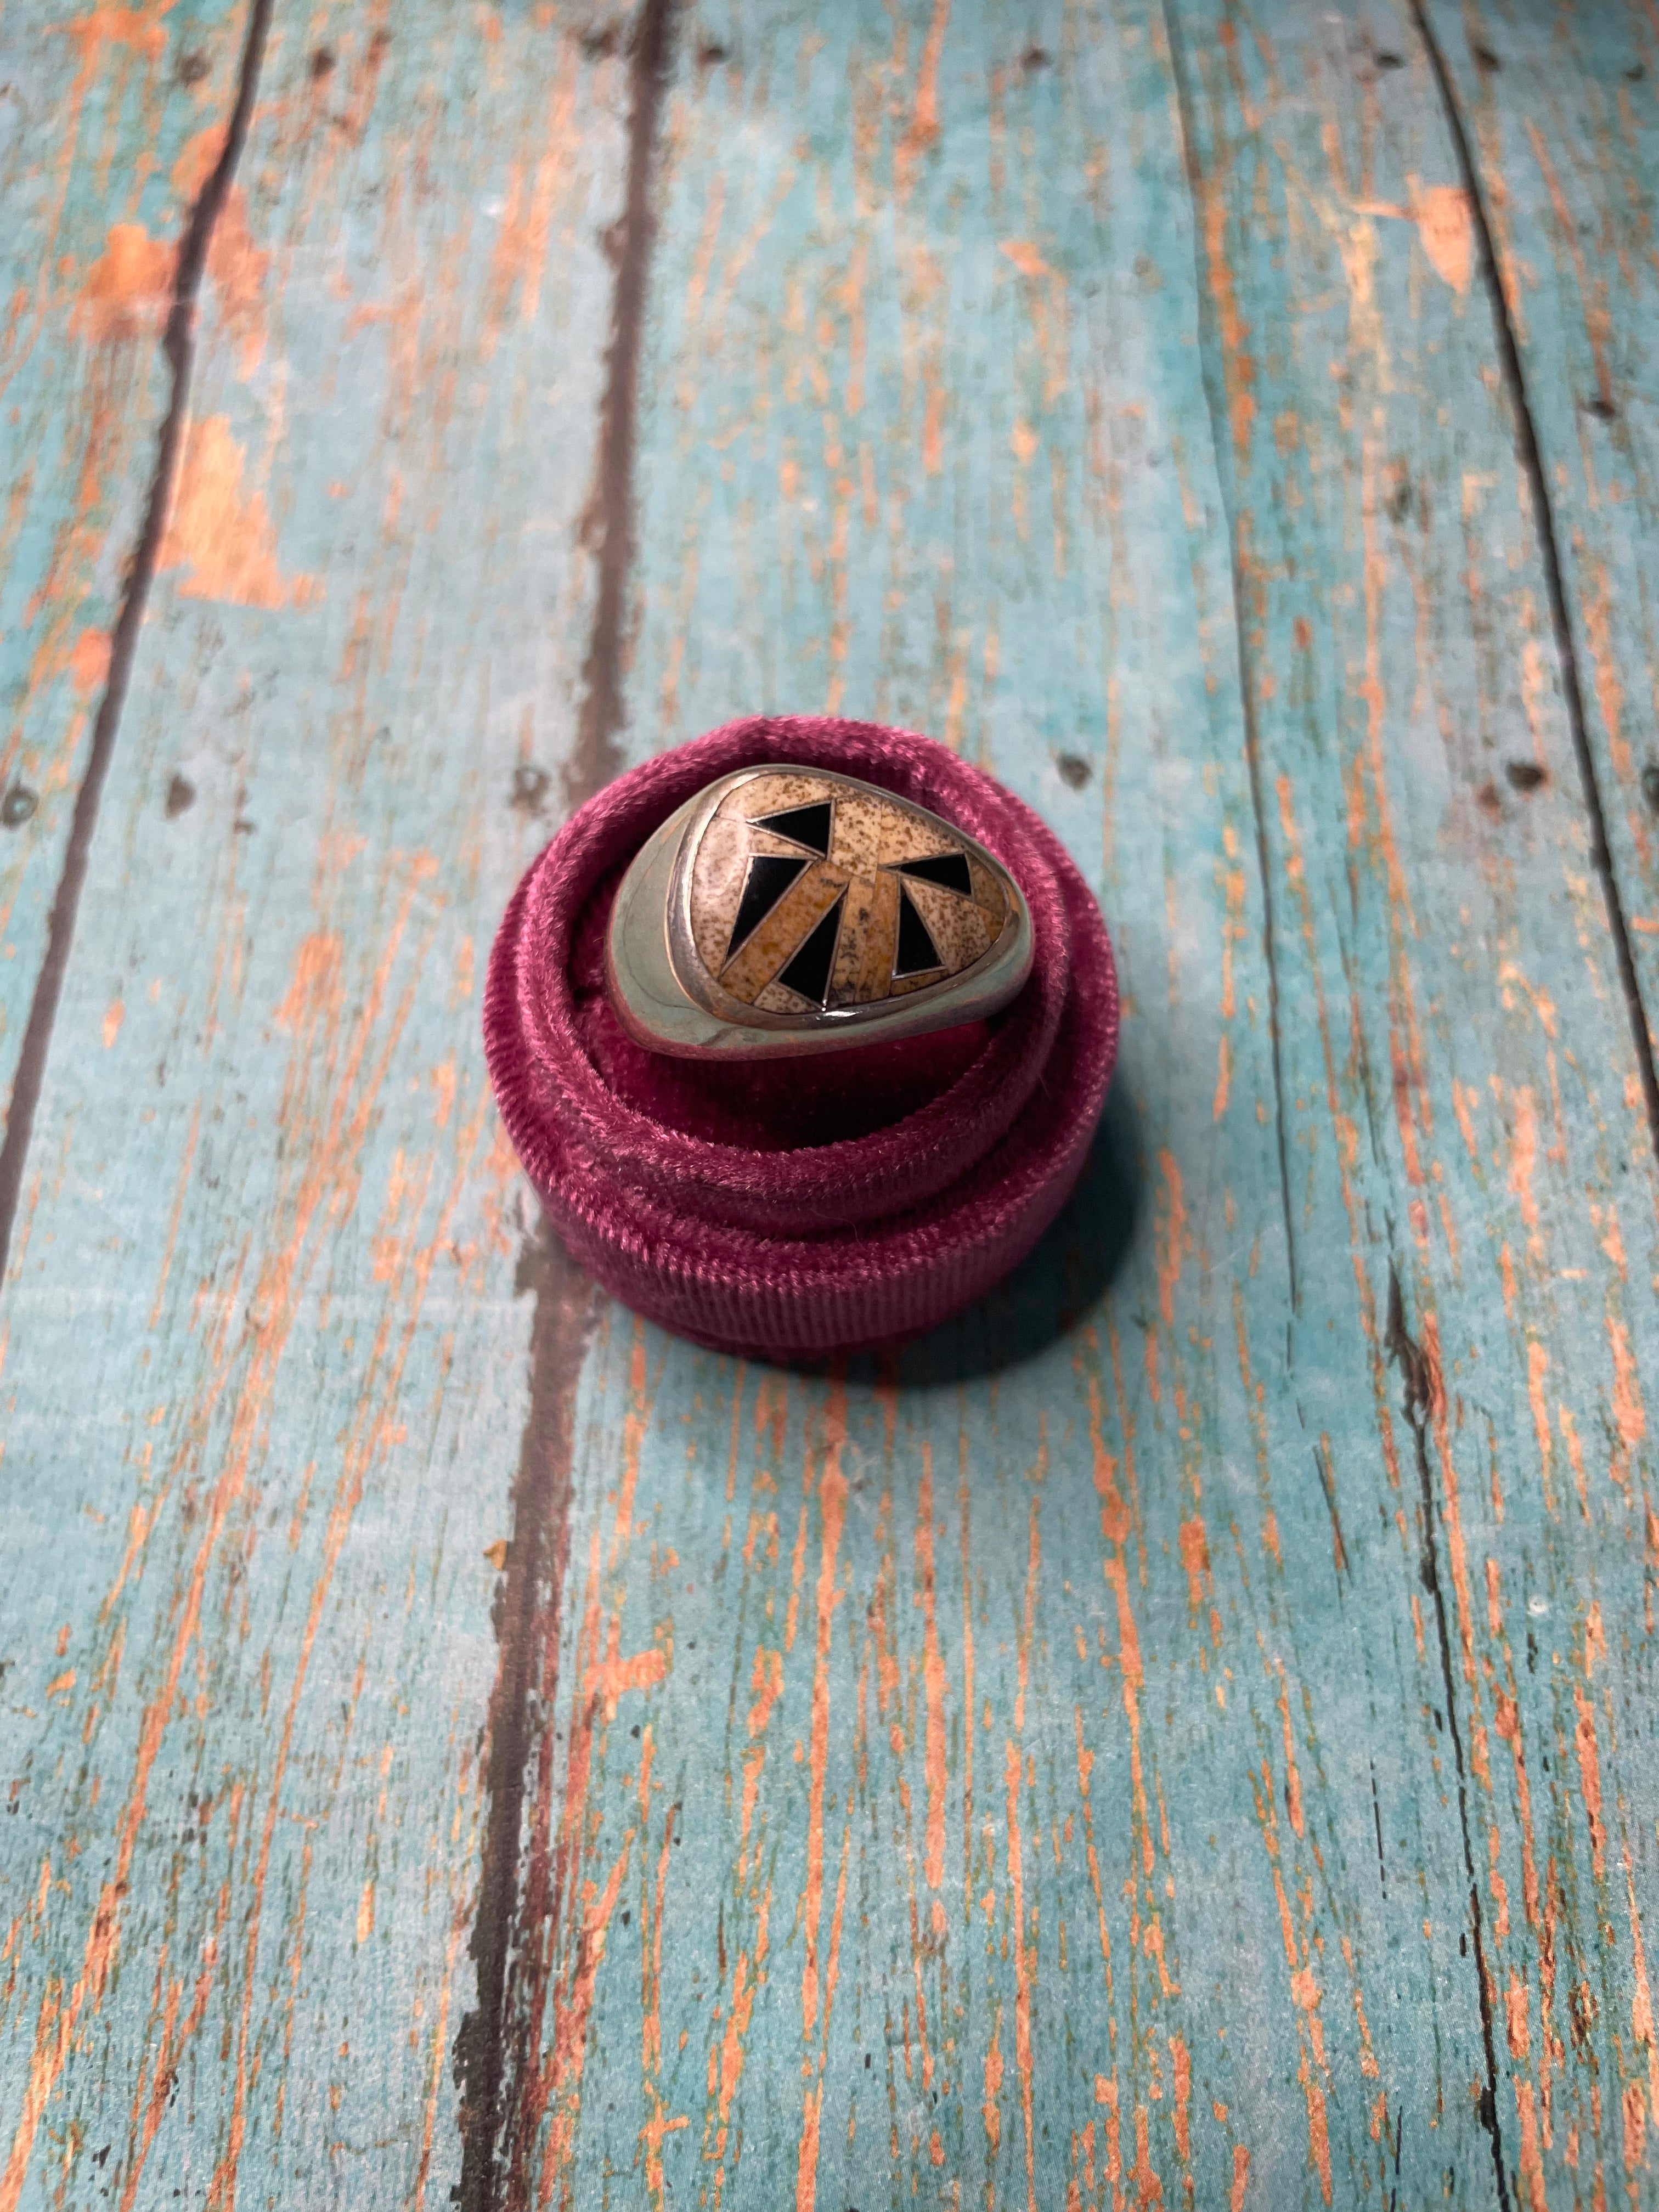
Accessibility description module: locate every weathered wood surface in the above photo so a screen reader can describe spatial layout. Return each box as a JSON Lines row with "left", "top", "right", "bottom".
{"left": 1425, "top": 0, "right": 1659, "bottom": 1047}
{"left": 0, "top": 2, "right": 633, "bottom": 2205}
{"left": 3, "top": 3, "right": 1658, "bottom": 2210}
{"left": 0, "top": 0, "right": 250, "bottom": 1137}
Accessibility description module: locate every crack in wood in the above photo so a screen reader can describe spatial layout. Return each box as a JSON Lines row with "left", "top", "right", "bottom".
{"left": 1160, "top": 0, "right": 1301, "bottom": 1351}
{"left": 1386, "top": 1262, "right": 1514, "bottom": 2212}
{"left": 1408, "top": 0, "right": 1659, "bottom": 1169}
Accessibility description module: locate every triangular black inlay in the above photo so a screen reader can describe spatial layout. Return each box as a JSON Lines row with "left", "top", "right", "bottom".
{"left": 725, "top": 854, "right": 809, "bottom": 964}
{"left": 895, "top": 850, "right": 973, "bottom": 897}
{"left": 751, "top": 801, "right": 832, "bottom": 856}
{"left": 776, "top": 893, "right": 844, "bottom": 1007}
{"left": 894, "top": 885, "right": 943, "bottom": 979}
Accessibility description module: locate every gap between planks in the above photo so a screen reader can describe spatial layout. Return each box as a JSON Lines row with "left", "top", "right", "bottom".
{"left": 0, "top": 0, "right": 276, "bottom": 1284}
{"left": 451, "top": 3, "right": 675, "bottom": 2203}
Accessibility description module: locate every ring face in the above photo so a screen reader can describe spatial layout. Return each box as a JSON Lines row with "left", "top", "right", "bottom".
{"left": 606, "top": 765, "right": 1034, "bottom": 1059}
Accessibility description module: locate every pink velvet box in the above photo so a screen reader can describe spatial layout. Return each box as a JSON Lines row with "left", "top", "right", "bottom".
{"left": 483, "top": 717, "right": 1119, "bottom": 1359}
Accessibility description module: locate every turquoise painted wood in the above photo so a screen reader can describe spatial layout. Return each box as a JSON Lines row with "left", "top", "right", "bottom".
{"left": 1176, "top": 9, "right": 1659, "bottom": 2202}
{"left": 0, "top": 3, "right": 633, "bottom": 2205}
{"left": 1425, "top": 0, "right": 1659, "bottom": 1041}
{"left": 0, "top": 0, "right": 249, "bottom": 1138}
{"left": 484, "top": 3, "right": 1659, "bottom": 2208}
{"left": 3, "top": 1, "right": 1658, "bottom": 2209}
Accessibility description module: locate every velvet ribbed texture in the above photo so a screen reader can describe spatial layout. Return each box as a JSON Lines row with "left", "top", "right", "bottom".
{"left": 483, "top": 718, "right": 1119, "bottom": 1358}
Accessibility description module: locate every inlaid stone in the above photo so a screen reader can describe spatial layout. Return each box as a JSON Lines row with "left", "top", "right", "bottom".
{"left": 686, "top": 769, "right": 1011, "bottom": 1012}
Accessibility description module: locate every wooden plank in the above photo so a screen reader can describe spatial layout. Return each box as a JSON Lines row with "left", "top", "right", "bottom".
{"left": 473, "top": 3, "right": 1659, "bottom": 2207}
{"left": 1174, "top": 9, "right": 1659, "bottom": 2203}
{"left": 1421, "top": 0, "right": 1659, "bottom": 1053}
{"left": 0, "top": 0, "right": 250, "bottom": 1137}
{"left": 0, "top": 6, "right": 635, "bottom": 2207}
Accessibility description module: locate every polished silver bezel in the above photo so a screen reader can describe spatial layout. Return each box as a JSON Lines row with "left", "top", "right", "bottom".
{"left": 605, "top": 765, "right": 1034, "bottom": 1060}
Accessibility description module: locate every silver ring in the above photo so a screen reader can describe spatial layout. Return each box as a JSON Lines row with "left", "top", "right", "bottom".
{"left": 606, "top": 765, "right": 1033, "bottom": 1060}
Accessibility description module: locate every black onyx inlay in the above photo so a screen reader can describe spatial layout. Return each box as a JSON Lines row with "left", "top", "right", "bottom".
{"left": 895, "top": 850, "right": 973, "bottom": 897}
{"left": 777, "top": 893, "right": 844, "bottom": 1006}
{"left": 894, "top": 885, "right": 943, "bottom": 978}
{"left": 751, "top": 800, "right": 832, "bottom": 856}
{"left": 725, "top": 853, "right": 809, "bottom": 964}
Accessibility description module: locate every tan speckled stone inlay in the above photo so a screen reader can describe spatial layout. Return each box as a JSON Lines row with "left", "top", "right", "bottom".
{"left": 686, "top": 771, "right": 1011, "bottom": 1012}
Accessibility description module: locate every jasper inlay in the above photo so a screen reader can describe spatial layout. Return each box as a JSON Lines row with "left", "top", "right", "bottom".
{"left": 686, "top": 770, "right": 1011, "bottom": 1012}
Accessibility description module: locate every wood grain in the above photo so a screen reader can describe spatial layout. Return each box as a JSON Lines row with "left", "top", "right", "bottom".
{"left": 4, "top": 1, "right": 1658, "bottom": 2208}
{"left": 0, "top": 0, "right": 249, "bottom": 1140}
{"left": 0, "top": 5, "right": 633, "bottom": 2206}
{"left": 479, "top": 3, "right": 1652, "bottom": 2207}
{"left": 1423, "top": 0, "right": 1659, "bottom": 1065}
{"left": 1175, "top": 8, "right": 1659, "bottom": 2203}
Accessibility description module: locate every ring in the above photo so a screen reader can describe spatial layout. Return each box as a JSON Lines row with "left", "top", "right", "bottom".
{"left": 606, "top": 764, "right": 1034, "bottom": 1059}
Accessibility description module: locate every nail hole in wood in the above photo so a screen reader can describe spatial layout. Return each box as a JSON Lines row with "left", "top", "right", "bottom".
{"left": 177, "top": 48, "right": 210, "bottom": 84}
{"left": 1641, "top": 763, "right": 1659, "bottom": 813}
{"left": 1627, "top": 63, "right": 1646, "bottom": 82}
{"left": 1, "top": 785, "right": 37, "bottom": 828}
{"left": 165, "top": 774, "right": 196, "bottom": 819}
{"left": 582, "top": 22, "right": 621, "bottom": 58}
{"left": 309, "top": 45, "right": 335, "bottom": 80}
{"left": 1375, "top": 50, "right": 1404, "bottom": 70}
{"left": 1504, "top": 760, "right": 1547, "bottom": 793}
{"left": 697, "top": 40, "right": 730, "bottom": 66}
{"left": 1056, "top": 752, "right": 1092, "bottom": 789}
{"left": 1586, "top": 394, "right": 1617, "bottom": 421}
{"left": 511, "top": 764, "right": 551, "bottom": 815}
{"left": 1022, "top": 44, "right": 1051, "bottom": 71}
{"left": 1474, "top": 43, "right": 1502, "bottom": 70}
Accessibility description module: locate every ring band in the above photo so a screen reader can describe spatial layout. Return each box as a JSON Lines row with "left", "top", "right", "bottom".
{"left": 606, "top": 764, "right": 1034, "bottom": 1059}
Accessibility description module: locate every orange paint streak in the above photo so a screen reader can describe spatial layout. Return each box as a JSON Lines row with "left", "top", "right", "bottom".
{"left": 1170, "top": 2034, "right": 1192, "bottom": 2163}
{"left": 2, "top": 868, "right": 442, "bottom": 2207}
{"left": 613, "top": 1328, "right": 650, "bottom": 1563}
{"left": 795, "top": 1747, "right": 855, "bottom": 2212}
{"left": 983, "top": 2006, "right": 1003, "bottom": 2151}
{"left": 1509, "top": 1086, "right": 1542, "bottom": 1259}
{"left": 483, "top": 43, "right": 579, "bottom": 347}
{"left": 1275, "top": 1661, "right": 1304, "bottom": 1838}
{"left": 1132, "top": 2106, "right": 1163, "bottom": 2206}
{"left": 1195, "top": 157, "right": 1256, "bottom": 463}
{"left": 1626, "top": 1846, "right": 1659, "bottom": 2124}
{"left": 157, "top": 416, "right": 318, "bottom": 608}
{"left": 1155, "top": 1149, "right": 1185, "bottom": 1329}
{"left": 1005, "top": 1737, "right": 1038, "bottom": 2212}
{"left": 71, "top": 221, "right": 172, "bottom": 340}
{"left": 1086, "top": 1368, "right": 1132, "bottom": 1547}
{"left": 1074, "top": 1711, "right": 1115, "bottom": 2009}
{"left": 960, "top": 1437, "right": 975, "bottom": 1925}
{"left": 894, "top": 0, "right": 951, "bottom": 196}
{"left": 584, "top": 1621, "right": 667, "bottom": 1721}
{"left": 916, "top": 1446, "right": 947, "bottom": 1889}
{"left": 799, "top": 1389, "right": 847, "bottom": 2048}
{"left": 747, "top": 1645, "right": 783, "bottom": 1738}
{"left": 1413, "top": 183, "right": 1473, "bottom": 293}
{"left": 538, "top": 1835, "right": 636, "bottom": 2201}
{"left": 1104, "top": 1556, "right": 1151, "bottom": 1877}
{"left": 1609, "top": 1319, "right": 1646, "bottom": 1483}
{"left": 1573, "top": 1684, "right": 1606, "bottom": 1880}
{"left": 1527, "top": 1340, "right": 1553, "bottom": 1499}
{"left": 1230, "top": 2145, "right": 1250, "bottom": 2210}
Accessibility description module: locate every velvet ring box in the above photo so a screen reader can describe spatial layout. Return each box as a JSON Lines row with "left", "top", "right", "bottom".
{"left": 483, "top": 716, "right": 1119, "bottom": 1361}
